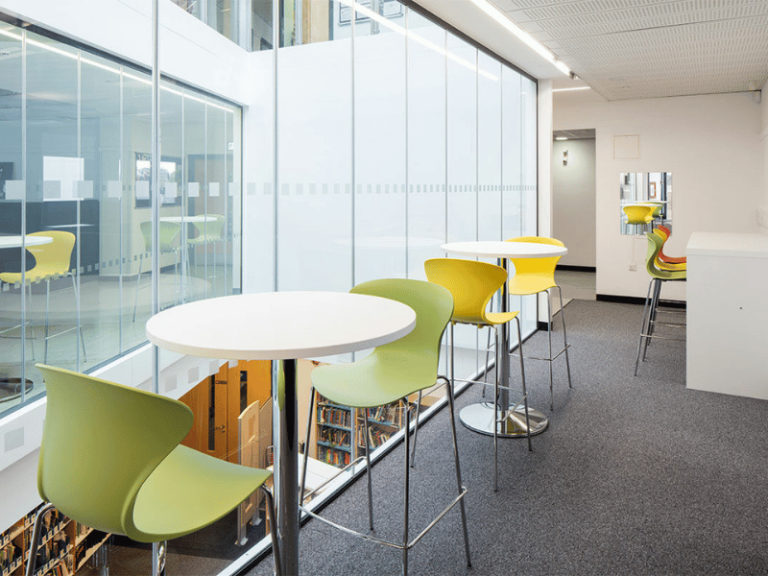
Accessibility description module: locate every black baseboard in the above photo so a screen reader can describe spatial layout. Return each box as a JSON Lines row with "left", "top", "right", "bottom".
{"left": 596, "top": 293, "right": 687, "bottom": 309}
{"left": 557, "top": 265, "right": 596, "bottom": 272}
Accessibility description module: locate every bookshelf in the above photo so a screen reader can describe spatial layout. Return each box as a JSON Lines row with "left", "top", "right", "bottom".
{"left": 316, "top": 394, "right": 354, "bottom": 467}
{"left": 356, "top": 400, "right": 411, "bottom": 452}
{"left": 0, "top": 505, "right": 110, "bottom": 576}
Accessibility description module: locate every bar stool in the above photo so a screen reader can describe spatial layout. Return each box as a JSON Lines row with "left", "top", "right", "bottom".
{"left": 506, "top": 236, "right": 572, "bottom": 411}
{"left": 424, "top": 258, "right": 531, "bottom": 491}
{"left": 133, "top": 221, "right": 181, "bottom": 322}
{"left": 0, "top": 231, "right": 86, "bottom": 363}
{"left": 299, "top": 279, "right": 471, "bottom": 576}
{"left": 634, "top": 231, "right": 686, "bottom": 376}
{"left": 29, "top": 364, "right": 282, "bottom": 576}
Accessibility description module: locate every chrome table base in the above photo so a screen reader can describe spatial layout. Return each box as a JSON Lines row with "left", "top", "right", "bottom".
{"left": 459, "top": 402, "right": 548, "bottom": 438}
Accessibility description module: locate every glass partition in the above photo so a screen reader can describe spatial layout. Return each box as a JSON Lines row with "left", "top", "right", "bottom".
{"left": 0, "top": 21, "right": 243, "bottom": 420}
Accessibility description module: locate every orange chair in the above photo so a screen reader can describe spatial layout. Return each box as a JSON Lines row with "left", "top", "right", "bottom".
{"left": 656, "top": 225, "right": 687, "bottom": 265}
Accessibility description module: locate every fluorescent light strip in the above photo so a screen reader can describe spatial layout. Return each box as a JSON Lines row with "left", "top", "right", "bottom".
{"left": 0, "top": 28, "right": 22, "bottom": 41}
{"left": 464, "top": 0, "right": 572, "bottom": 76}
{"left": 552, "top": 86, "right": 591, "bottom": 92}
{"left": 336, "top": 0, "right": 498, "bottom": 81}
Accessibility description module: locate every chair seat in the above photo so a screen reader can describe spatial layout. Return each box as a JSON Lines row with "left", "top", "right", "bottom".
{"left": 132, "top": 444, "right": 270, "bottom": 542}
{"left": 508, "top": 274, "right": 557, "bottom": 296}
{"left": 453, "top": 310, "right": 518, "bottom": 326}
{"left": 0, "top": 266, "right": 69, "bottom": 284}
{"left": 312, "top": 350, "right": 438, "bottom": 409}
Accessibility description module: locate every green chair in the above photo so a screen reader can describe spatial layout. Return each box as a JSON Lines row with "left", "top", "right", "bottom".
{"left": 634, "top": 232, "right": 686, "bottom": 376}
{"left": 133, "top": 221, "right": 181, "bottom": 322}
{"left": 26, "top": 365, "right": 282, "bottom": 576}
{"left": 187, "top": 215, "right": 226, "bottom": 294}
{"left": 424, "top": 258, "right": 530, "bottom": 491}
{"left": 299, "top": 279, "right": 471, "bottom": 576}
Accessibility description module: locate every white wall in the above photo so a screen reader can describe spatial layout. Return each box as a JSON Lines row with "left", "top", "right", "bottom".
{"left": 554, "top": 91, "right": 764, "bottom": 300}
{"left": 553, "top": 138, "right": 596, "bottom": 267}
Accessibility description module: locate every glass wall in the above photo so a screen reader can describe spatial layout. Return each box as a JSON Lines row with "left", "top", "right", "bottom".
{"left": 0, "top": 22, "right": 242, "bottom": 419}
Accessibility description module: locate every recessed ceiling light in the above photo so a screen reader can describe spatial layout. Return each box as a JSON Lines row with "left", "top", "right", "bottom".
{"left": 555, "top": 137, "right": 568, "bottom": 141}
{"left": 552, "top": 86, "right": 591, "bottom": 92}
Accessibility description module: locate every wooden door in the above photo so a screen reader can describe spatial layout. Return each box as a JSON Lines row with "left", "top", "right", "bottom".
{"left": 179, "top": 363, "right": 229, "bottom": 459}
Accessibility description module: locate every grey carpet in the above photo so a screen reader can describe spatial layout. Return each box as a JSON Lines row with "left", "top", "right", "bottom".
{"left": 249, "top": 299, "right": 768, "bottom": 576}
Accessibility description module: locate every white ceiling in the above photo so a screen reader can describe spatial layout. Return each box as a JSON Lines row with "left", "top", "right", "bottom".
{"left": 414, "top": 0, "right": 768, "bottom": 101}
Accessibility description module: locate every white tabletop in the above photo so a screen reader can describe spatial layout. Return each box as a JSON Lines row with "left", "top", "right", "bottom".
{"left": 146, "top": 291, "right": 417, "bottom": 360}
{"left": 46, "top": 224, "right": 94, "bottom": 229}
{"left": 0, "top": 235, "right": 53, "bottom": 249}
{"left": 160, "top": 216, "right": 215, "bottom": 224}
{"left": 687, "top": 232, "right": 768, "bottom": 259}
{"left": 442, "top": 240, "right": 567, "bottom": 259}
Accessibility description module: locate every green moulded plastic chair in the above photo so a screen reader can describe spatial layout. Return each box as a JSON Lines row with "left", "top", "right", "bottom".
{"left": 26, "top": 365, "right": 282, "bottom": 576}
{"left": 424, "top": 257, "right": 531, "bottom": 491}
{"left": 133, "top": 221, "right": 182, "bottom": 322}
{"left": 299, "top": 279, "right": 471, "bottom": 576}
{"left": 634, "top": 232, "right": 686, "bottom": 376}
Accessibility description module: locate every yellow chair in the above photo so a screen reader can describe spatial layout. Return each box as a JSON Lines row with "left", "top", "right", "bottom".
{"left": 133, "top": 221, "right": 182, "bottom": 322}
{"left": 634, "top": 232, "right": 686, "bottom": 375}
{"left": 623, "top": 204, "right": 656, "bottom": 233}
{"left": 506, "top": 236, "right": 572, "bottom": 411}
{"left": 425, "top": 258, "right": 531, "bottom": 491}
{"left": 654, "top": 227, "right": 686, "bottom": 271}
{"left": 0, "top": 231, "right": 85, "bottom": 363}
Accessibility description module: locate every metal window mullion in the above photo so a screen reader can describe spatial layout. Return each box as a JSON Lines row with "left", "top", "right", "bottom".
{"left": 76, "top": 51, "right": 82, "bottom": 371}
{"left": 404, "top": 7, "right": 409, "bottom": 278}
{"left": 20, "top": 29, "right": 27, "bottom": 398}
{"left": 119, "top": 67, "right": 124, "bottom": 353}
{"left": 350, "top": 2, "right": 356, "bottom": 291}
{"left": 150, "top": 0, "right": 161, "bottom": 404}
{"left": 203, "top": 103, "right": 209, "bottom": 300}
{"left": 272, "top": 0, "right": 279, "bottom": 293}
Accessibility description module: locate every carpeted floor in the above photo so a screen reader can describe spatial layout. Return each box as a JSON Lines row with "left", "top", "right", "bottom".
{"left": 249, "top": 299, "right": 768, "bottom": 576}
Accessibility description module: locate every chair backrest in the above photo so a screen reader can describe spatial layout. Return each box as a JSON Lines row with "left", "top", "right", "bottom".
{"left": 36, "top": 364, "right": 193, "bottom": 540}
{"left": 644, "top": 232, "right": 684, "bottom": 280}
{"left": 350, "top": 278, "right": 453, "bottom": 376}
{"left": 424, "top": 258, "right": 506, "bottom": 326}
{"left": 139, "top": 221, "right": 181, "bottom": 252}
{"left": 26, "top": 231, "right": 75, "bottom": 278}
{"left": 657, "top": 224, "right": 671, "bottom": 237}
{"left": 192, "top": 215, "right": 226, "bottom": 241}
{"left": 623, "top": 204, "right": 655, "bottom": 225}
{"left": 505, "top": 236, "right": 564, "bottom": 280}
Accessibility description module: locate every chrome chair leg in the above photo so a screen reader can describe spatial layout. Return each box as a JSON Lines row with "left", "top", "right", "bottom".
{"left": 515, "top": 316, "right": 532, "bottom": 452}
{"left": 362, "top": 409, "right": 375, "bottom": 531}
{"left": 44, "top": 279, "right": 50, "bottom": 363}
{"left": 634, "top": 277, "right": 655, "bottom": 376}
{"left": 152, "top": 541, "right": 166, "bottom": 576}
{"left": 442, "top": 375, "right": 471, "bottom": 567}
{"left": 546, "top": 290, "right": 554, "bottom": 411}
{"left": 557, "top": 285, "right": 572, "bottom": 389}
{"left": 299, "top": 387, "right": 316, "bottom": 505}
{"left": 643, "top": 279, "right": 662, "bottom": 362}
{"left": 260, "top": 486, "right": 283, "bottom": 576}
{"left": 24, "top": 503, "right": 56, "bottom": 576}
{"left": 71, "top": 273, "right": 86, "bottom": 362}
{"left": 402, "top": 403, "right": 412, "bottom": 576}
{"left": 409, "top": 391, "right": 422, "bottom": 468}
{"left": 133, "top": 252, "right": 143, "bottom": 322}
{"left": 493, "top": 324, "right": 500, "bottom": 492}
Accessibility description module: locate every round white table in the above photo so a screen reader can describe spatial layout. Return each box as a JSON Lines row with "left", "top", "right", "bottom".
{"left": 0, "top": 235, "right": 53, "bottom": 249}
{"left": 441, "top": 241, "right": 568, "bottom": 439}
{"left": 159, "top": 216, "right": 215, "bottom": 224}
{"left": 146, "top": 291, "right": 416, "bottom": 576}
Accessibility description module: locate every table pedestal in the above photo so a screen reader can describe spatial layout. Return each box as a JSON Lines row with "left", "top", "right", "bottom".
{"left": 459, "top": 402, "right": 548, "bottom": 437}
{"left": 274, "top": 359, "right": 299, "bottom": 576}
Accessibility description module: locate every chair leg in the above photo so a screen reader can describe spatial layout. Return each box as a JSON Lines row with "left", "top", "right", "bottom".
{"left": 260, "top": 485, "right": 283, "bottom": 576}
{"left": 515, "top": 316, "right": 532, "bottom": 452}
{"left": 25, "top": 283, "right": 35, "bottom": 361}
{"left": 443, "top": 375, "right": 472, "bottom": 567}
{"left": 546, "top": 290, "right": 554, "bottom": 411}
{"left": 634, "top": 278, "right": 655, "bottom": 376}
{"left": 409, "top": 391, "right": 422, "bottom": 468}
{"left": 556, "top": 285, "right": 572, "bottom": 389}
{"left": 643, "top": 279, "right": 662, "bottom": 362}
{"left": 24, "top": 503, "right": 56, "bottom": 576}
{"left": 362, "top": 409, "right": 375, "bottom": 532}
{"left": 133, "top": 252, "right": 143, "bottom": 322}
{"left": 152, "top": 541, "right": 166, "bottom": 576}
{"left": 71, "top": 274, "right": 86, "bottom": 362}
{"left": 493, "top": 325, "right": 500, "bottom": 492}
{"left": 44, "top": 279, "right": 50, "bottom": 364}
{"left": 299, "top": 387, "right": 316, "bottom": 505}
{"left": 402, "top": 403, "right": 412, "bottom": 576}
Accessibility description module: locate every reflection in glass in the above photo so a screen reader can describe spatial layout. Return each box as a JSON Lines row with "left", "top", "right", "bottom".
{"left": 620, "top": 172, "right": 672, "bottom": 234}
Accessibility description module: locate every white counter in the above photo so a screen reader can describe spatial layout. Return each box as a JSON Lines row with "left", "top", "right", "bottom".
{"left": 686, "top": 231, "right": 768, "bottom": 400}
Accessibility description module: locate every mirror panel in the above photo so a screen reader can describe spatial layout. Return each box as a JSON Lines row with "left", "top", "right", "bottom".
{"left": 620, "top": 172, "right": 672, "bottom": 234}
